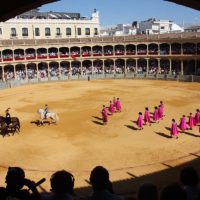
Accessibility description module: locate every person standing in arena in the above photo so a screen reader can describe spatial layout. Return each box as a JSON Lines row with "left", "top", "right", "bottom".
{"left": 102, "top": 105, "right": 108, "bottom": 125}
{"left": 170, "top": 119, "right": 179, "bottom": 139}
{"left": 159, "top": 101, "right": 164, "bottom": 118}
{"left": 188, "top": 113, "right": 195, "bottom": 130}
{"left": 153, "top": 106, "right": 159, "bottom": 123}
{"left": 137, "top": 112, "right": 144, "bottom": 130}
{"left": 179, "top": 115, "right": 187, "bottom": 132}
{"left": 116, "top": 98, "right": 122, "bottom": 112}
{"left": 144, "top": 107, "right": 151, "bottom": 125}
{"left": 113, "top": 97, "right": 117, "bottom": 111}
{"left": 194, "top": 109, "right": 200, "bottom": 125}
{"left": 109, "top": 100, "right": 115, "bottom": 115}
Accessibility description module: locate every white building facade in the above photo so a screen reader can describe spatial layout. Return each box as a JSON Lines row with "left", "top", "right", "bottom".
{"left": 0, "top": 9, "right": 100, "bottom": 40}
{"left": 139, "top": 18, "right": 184, "bottom": 34}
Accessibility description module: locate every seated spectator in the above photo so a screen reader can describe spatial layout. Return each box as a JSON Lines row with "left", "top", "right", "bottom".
{"left": 160, "top": 183, "right": 187, "bottom": 200}
{"left": 87, "top": 166, "right": 124, "bottom": 200}
{"left": 137, "top": 183, "right": 158, "bottom": 200}
{"left": 41, "top": 170, "right": 74, "bottom": 200}
{"left": 0, "top": 167, "right": 39, "bottom": 200}
{"left": 180, "top": 166, "right": 200, "bottom": 200}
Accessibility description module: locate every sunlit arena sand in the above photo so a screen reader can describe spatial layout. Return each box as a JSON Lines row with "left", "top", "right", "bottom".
{"left": 0, "top": 79, "right": 200, "bottom": 192}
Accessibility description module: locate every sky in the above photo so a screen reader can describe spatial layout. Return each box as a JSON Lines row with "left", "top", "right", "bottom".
{"left": 40, "top": 0, "right": 200, "bottom": 27}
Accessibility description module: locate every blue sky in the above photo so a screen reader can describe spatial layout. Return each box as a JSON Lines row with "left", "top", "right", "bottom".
{"left": 40, "top": 0, "right": 200, "bottom": 26}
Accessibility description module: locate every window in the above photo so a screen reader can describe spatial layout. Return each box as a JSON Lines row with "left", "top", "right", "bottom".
{"left": 45, "top": 27, "right": 51, "bottom": 36}
{"left": 66, "top": 28, "right": 71, "bottom": 36}
{"left": 22, "top": 28, "right": 28, "bottom": 37}
{"left": 94, "top": 28, "right": 98, "bottom": 35}
{"left": 0, "top": 28, "right": 2, "bottom": 35}
{"left": 11, "top": 28, "right": 17, "bottom": 37}
{"left": 85, "top": 28, "right": 90, "bottom": 36}
{"left": 56, "top": 27, "right": 61, "bottom": 36}
{"left": 161, "top": 26, "right": 165, "bottom": 30}
{"left": 35, "top": 28, "right": 40, "bottom": 36}
{"left": 77, "top": 28, "right": 81, "bottom": 36}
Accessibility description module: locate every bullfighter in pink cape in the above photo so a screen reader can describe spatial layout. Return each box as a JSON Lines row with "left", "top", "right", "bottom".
{"left": 137, "top": 112, "right": 143, "bottom": 130}
{"left": 153, "top": 106, "right": 159, "bottom": 122}
{"left": 188, "top": 113, "right": 195, "bottom": 130}
{"left": 179, "top": 115, "right": 187, "bottom": 132}
{"left": 113, "top": 97, "right": 117, "bottom": 109}
{"left": 102, "top": 105, "right": 108, "bottom": 125}
{"left": 109, "top": 100, "right": 115, "bottom": 114}
{"left": 116, "top": 98, "right": 122, "bottom": 112}
{"left": 144, "top": 107, "right": 151, "bottom": 125}
{"left": 170, "top": 119, "right": 179, "bottom": 139}
{"left": 194, "top": 109, "right": 200, "bottom": 125}
{"left": 159, "top": 101, "right": 164, "bottom": 118}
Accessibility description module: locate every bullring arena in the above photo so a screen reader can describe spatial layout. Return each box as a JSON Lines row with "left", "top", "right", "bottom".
{"left": 0, "top": 78, "right": 200, "bottom": 195}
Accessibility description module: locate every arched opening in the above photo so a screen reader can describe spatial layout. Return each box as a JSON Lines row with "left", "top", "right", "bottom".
{"left": 126, "top": 59, "right": 136, "bottom": 73}
{"left": 126, "top": 44, "right": 136, "bottom": 55}
{"left": 70, "top": 47, "right": 80, "bottom": 57}
{"left": 149, "top": 59, "right": 158, "bottom": 74}
{"left": 4, "top": 65, "right": 14, "bottom": 80}
{"left": 149, "top": 43, "right": 158, "bottom": 55}
{"left": 37, "top": 48, "right": 47, "bottom": 59}
{"left": 160, "top": 43, "right": 170, "bottom": 55}
{"left": 197, "top": 43, "right": 200, "bottom": 55}
{"left": 14, "top": 49, "right": 24, "bottom": 60}
{"left": 160, "top": 59, "right": 170, "bottom": 74}
{"left": 104, "top": 59, "right": 114, "bottom": 74}
{"left": 49, "top": 62, "right": 59, "bottom": 77}
{"left": 138, "top": 59, "right": 147, "bottom": 74}
{"left": 137, "top": 44, "right": 147, "bottom": 55}
{"left": 104, "top": 45, "right": 113, "bottom": 56}
{"left": 82, "top": 60, "right": 92, "bottom": 75}
{"left": 27, "top": 63, "right": 37, "bottom": 79}
{"left": 2, "top": 49, "right": 13, "bottom": 61}
{"left": 171, "top": 43, "right": 181, "bottom": 55}
{"left": 183, "top": 43, "right": 196, "bottom": 55}
{"left": 115, "top": 59, "right": 125, "bottom": 74}
{"left": 115, "top": 45, "right": 125, "bottom": 55}
{"left": 82, "top": 46, "right": 91, "bottom": 57}
{"left": 38, "top": 62, "right": 48, "bottom": 78}
{"left": 172, "top": 60, "right": 181, "bottom": 75}
{"left": 183, "top": 60, "right": 195, "bottom": 75}
{"left": 16, "top": 64, "right": 26, "bottom": 80}
{"left": 25, "top": 48, "right": 36, "bottom": 60}
{"left": 92, "top": 46, "right": 102, "bottom": 56}
{"left": 71, "top": 61, "right": 81, "bottom": 75}
{"left": 60, "top": 61, "right": 70, "bottom": 76}
{"left": 48, "top": 47, "right": 58, "bottom": 58}
{"left": 93, "top": 60, "right": 103, "bottom": 74}
{"left": 59, "top": 47, "right": 69, "bottom": 58}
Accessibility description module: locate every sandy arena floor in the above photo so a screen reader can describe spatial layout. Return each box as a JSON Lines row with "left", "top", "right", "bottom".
{"left": 0, "top": 79, "right": 200, "bottom": 192}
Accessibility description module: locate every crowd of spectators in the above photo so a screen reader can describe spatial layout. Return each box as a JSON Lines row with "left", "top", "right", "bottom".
{"left": 0, "top": 165, "right": 199, "bottom": 200}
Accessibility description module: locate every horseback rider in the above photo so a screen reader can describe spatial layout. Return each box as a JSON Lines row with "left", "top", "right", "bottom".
{"left": 44, "top": 104, "right": 49, "bottom": 119}
{"left": 5, "top": 108, "right": 11, "bottom": 127}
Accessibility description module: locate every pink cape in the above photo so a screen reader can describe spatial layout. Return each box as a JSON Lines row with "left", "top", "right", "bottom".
{"left": 113, "top": 99, "right": 117, "bottom": 107}
{"left": 116, "top": 100, "right": 121, "bottom": 111}
{"left": 179, "top": 117, "right": 187, "bottom": 130}
{"left": 153, "top": 109, "right": 159, "bottom": 121}
{"left": 195, "top": 112, "right": 200, "bottom": 125}
{"left": 137, "top": 115, "right": 143, "bottom": 128}
{"left": 158, "top": 106, "right": 164, "bottom": 118}
{"left": 109, "top": 103, "right": 115, "bottom": 113}
{"left": 171, "top": 122, "right": 179, "bottom": 136}
{"left": 144, "top": 111, "right": 150, "bottom": 123}
{"left": 102, "top": 108, "right": 108, "bottom": 122}
{"left": 188, "top": 116, "right": 195, "bottom": 128}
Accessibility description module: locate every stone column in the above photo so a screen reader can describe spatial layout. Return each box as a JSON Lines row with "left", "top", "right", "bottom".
{"left": 80, "top": 61, "right": 83, "bottom": 76}
{"left": 2, "top": 66, "right": 5, "bottom": 81}
{"left": 158, "top": 58, "right": 160, "bottom": 74}
{"left": 146, "top": 58, "right": 149, "bottom": 75}
{"left": 25, "top": 64, "right": 28, "bottom": 81}
{"left": 181, "top": 60, "right": 184, "bottom": 75}
{"left": 135, "top": 58, "right": 138, "bottom": 74}
{"left": 102, "top": 59, "right": 105, "bottom": 75}
{"left": 13, "top": 65, "right": 16, "bottom": 80}
{"left": 169, "top": 59, "right": 172, "bottom": 74}
{"left": 113, "top": 59, "right": 116, "bottom": 75}
{"left": 58, "top": 61, "right": 61, "bottom": 79}
{"left": 124, "top": 59, "right": 127, "bottom": 75}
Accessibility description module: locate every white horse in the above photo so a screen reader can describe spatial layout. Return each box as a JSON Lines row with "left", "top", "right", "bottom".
{"left": 38, "top": 108, "right": 59, "bottom": 125}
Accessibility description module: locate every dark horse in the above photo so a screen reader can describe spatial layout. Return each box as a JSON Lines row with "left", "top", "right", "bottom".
{"left": 0, "top": 116, "right": 20, "bottom": 136}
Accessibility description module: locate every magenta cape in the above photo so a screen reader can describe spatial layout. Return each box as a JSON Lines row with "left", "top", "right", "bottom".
{"left": 188, "top": 116, "right": 195, "bottom": 128}
{"left": 179, "top": 117, "right": 187, "bottom": 130}
{"left": 109, "top": 103, "right": 115, "bottom": 113}
{"left": 153, "top": 109, "right": 159, "bottom": 121}
{"left": 144, "top": 111, "right": 150, "bottom": 123}
{"left": 171, "top": 122, "right": 179, "bottom": 136}
{"left": 195, "top": 112, "right": 200, "bottom": 124}
{"left": 116, "top": 100, "right": 121, "bottom": 111}
{"left": 102, "top": 108, "right": 108, "bottom": 122}
{"left": 137, "top": 115, "right": 143, "bottom": 128}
